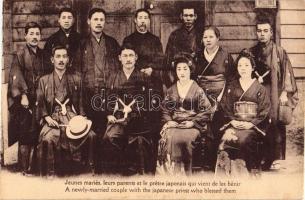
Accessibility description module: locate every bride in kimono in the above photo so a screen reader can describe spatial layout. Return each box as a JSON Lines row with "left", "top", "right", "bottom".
{"left": 158, "top": 53, "right": 212, "bottom": 175}
{"left": 216, "top": 49, "right": 270, "bottom": 174}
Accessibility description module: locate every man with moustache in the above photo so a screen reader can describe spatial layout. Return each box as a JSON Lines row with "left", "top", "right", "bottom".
{"left": 76, "top": 8, "right": 120, "bottom": 136}
{"left": 44, "top": 8, "right": 81, "bottom": 72}
{"left": 123, "top": 9, "right": 164, "bottom": 93}
{"left": 164, "top": 6, "right": 202, "bottom": 87}
{"left": 122, "top": 9, "right": 164, "bottom": 173}
{"left": 8, "top": 22, "right": 48, "bottom": 175}
{"left": 250, "top": 19, "right": 298, "bottom": 170}
{"left": 36, "top": 46, "right": 97, "bottom": 177}
{"left": 102, "top": 43, "right": 154, "bottom": 175}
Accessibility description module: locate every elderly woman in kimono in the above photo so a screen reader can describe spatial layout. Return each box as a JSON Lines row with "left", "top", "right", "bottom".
{"left": 216, "top": 49, "right": 270, "bottom": 174}
{"left": 194, "top": 26, "right": 236, "bottom": 169}
{"left": 158, "top": 53, "right": 212, "bottom": 175}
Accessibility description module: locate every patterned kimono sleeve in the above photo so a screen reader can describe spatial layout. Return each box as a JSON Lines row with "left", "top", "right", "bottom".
{"left": 161, "top": 90, "right": 174, "bottom": 125}
{"left": 280, "top": 48, "right": 298, "bottom": 109}
{"left": 251, "top": 86, "right": 270, "bottom": 126}
{"left": 35, "top": 78, "right": 49, "bottom": 123}
{"left": 77, "top": 75, "right": 85, "bottom": 116}
{"left": 219, "top": 85, "right": 235, "bottom": 123}
{"left": 225, "top": 53, "right": 238, "bottom": 83}
{"left": 190, "top": 88, "right": 212, "bottom": 131}
{"left": 9, "top": 53, "right": 28, "bottom": 98}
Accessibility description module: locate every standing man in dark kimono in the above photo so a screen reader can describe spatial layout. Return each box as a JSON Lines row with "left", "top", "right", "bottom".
{"left": 123, "top": 8, "right": 164, "bottom": 94}
{"left": 44, "top": 8, "right": 81, "bottom": 72}
{"left": 102, "top": 43, "right": 155, "bottom": 175}
{"left": 122, "top": 8, "right": 164, "bottom": 174}
{"left": 250, "top": 19, "right": 298, "bottom": 170}
{"left": 36, "top": 46, "right": 96, "bottom": 177}
{"left": 8, "top": 22, "right": 48, "bottom": 175}
{"left": 76, "top": 8, "right": 120, "bottom": 136}
{"left": 164, "top": 6, "right": 202, "bottom": 87}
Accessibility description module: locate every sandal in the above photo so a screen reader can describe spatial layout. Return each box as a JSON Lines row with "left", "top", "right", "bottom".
{"left": 270, "top": 160, "right": 281, "bottom": 170}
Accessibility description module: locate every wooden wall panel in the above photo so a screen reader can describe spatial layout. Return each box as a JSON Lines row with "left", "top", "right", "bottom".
{"left": 281, "top": 25, "right": 305, "bottom": 39}
{"left": 218, "top": 26, "right": 257, "bottom": 40}
{"left": 288, "top": 54, "right": 305, "bottom": 68}
{"left": 13, "top": 27, "right": 59, "bottom": 42}
{"left": 213, "top": 12, "right": 256, "bottom": 26}
{"left": 293, "top": 68, "right": 305, "bottom": 78}
{"left": 281, "top": 39, "right": 305, "bottom": 54}
{"left": 13, "top": 0, "right": 72, "bottom": 14}
{"left": 160, "top": 22, "right": 180, "bottom": 52}
{"left": 280, "top": 0, "right": 305, "bottom": 10}
{"left": 214, "top": 0, "right": 255, "bottom": 13}
{"left": 220, "top": 40, "right": 257, "bottom": 54}
{"left": 280, "top": 11, "right": 305, "bottom": 25}
{"left": 13, "top": 14, "right": 59, "bottom": 28}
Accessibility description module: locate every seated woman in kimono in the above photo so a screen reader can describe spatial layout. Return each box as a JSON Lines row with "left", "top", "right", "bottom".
{"left": 216, "top": 49, "right": 270, "bottom": 175}
{"left": 158, "top": 53, "right": 212, "bottom": 175}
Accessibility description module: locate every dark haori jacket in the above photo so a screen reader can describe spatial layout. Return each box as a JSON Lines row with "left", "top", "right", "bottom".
{"left": 220, "top": 79, "right": 271, "bottom": 131}
{"left": 250, "top": 42, "right": 298, "bottom": 122}
{"left": 162, "top": 81, "right": 213, "bottom": 136}
{"left": 123, "top": 31, "right": 164, "bottom": 71}
{"left": 8, "top": 45, "right": 48, "bottom": 108}
{"left": 194, "top": 47, "right": 236, "bottom": 83}
{"left": 106, "top": 69, "right": 154, "bottom": 134}
{"left": 165, "top": 26, "right": 202, "bottom": 69}
{"left": 35, "top": 71, "right": 84, "bottom": 124}
{"left": 44, "top": 28, "right": 81, "bottom": 73}
{"left": 75, "top": 33, "right": 121, "bottom": 92}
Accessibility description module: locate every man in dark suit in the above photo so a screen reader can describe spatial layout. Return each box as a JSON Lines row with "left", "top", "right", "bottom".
{"left": 44, "top": 8, "right": 81, "bottom": 72}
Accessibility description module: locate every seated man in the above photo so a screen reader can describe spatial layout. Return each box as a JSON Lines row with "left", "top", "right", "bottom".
{"left": 102, "top": 43, "right": 156, "bottom": 175}
{"left": 36, "top": 46, "right": 97, "bottom": 177}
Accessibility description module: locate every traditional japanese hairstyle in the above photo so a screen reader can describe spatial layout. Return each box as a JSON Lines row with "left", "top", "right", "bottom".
{"left": 235, "top": 48, "right": 256, "bottom": 70}
{"left": 172, "top": 52, "right": 196, "bottom": 73}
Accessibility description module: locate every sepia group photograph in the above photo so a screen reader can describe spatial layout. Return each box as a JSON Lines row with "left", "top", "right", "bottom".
{"left": 0, "top": 0, "right": 304, "bottom": 199}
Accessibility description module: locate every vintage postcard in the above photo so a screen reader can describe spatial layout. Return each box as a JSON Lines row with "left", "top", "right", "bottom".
{"left": 1, "top": 0, "right": 304, "bottom": 199}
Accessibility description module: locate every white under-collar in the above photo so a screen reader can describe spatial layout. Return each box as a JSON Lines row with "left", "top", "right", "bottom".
{"left": 204, "top": 46, "right": 219, "bottom": 63}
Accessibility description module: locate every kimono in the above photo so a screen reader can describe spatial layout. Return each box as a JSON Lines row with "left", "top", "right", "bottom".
{"left": 194, "top": 47, "right": 236, "bottom": 167}
{"left": 36, "top": 71, "right": 96, "bottom": 176}
{"left": 123, "top": 31, "right": 165, "bottom": 94}
{"left": 159, "top": 81, "right": 212, "bottom": 174}
{"left": 8, "top": 45, "right": 48, "bottom": 173}
{"left": 195, "top": 47, "right": 235, "bottom": 100}
{"left": 250, "top": 42, "right": 298, "bottom": 162}
{"left": 44, "top": 28, "right": 81, "bottom": 72}
{"left": 75, "top": 33, "right": 120, "bottom": 135}
{"left": 164, "top": 26, "right": 202, "bottom": 87}
{"left": 219, "top": 79, "right": 270, "bottom": 170}
{"left": 101, "top": 69, "right": 155, "bottom": 174}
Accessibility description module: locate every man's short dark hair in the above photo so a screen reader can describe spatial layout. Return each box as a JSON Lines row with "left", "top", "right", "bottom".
{"left": 120, "top": 43, "right": 137, "bottom": 55}
{"left": 59, "top": 7, "right": 75, "bottom": 18}
{"left": 51, "top": 45, "right": 68, "bottom": 57}
{"left": 25, "top": 22, "right": 41, "bottom": 35}
{"left": 88, "top": 8, "right": 106, "bottom": 19}
{"left": 181, "top": 5, "right": 197, "bottom": 14}
{"left": 134, "top": 8, "right": 150, "bottom": 18}
{"left": 256, "top": 18, "right": 273, "bottom": 29}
